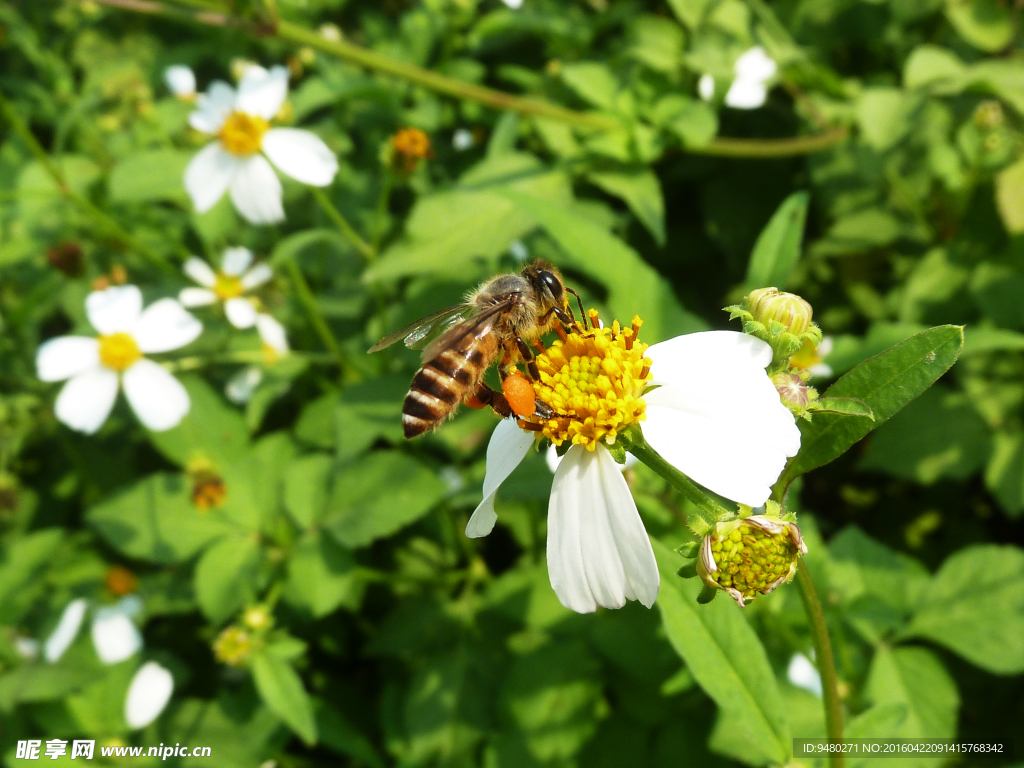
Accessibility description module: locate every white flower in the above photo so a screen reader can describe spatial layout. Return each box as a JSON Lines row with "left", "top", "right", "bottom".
{"left": 502, "top": 0, "right": 524, "bottom": 7}
{"left": 546, "top": 444, "right": 637, "bottom": 473}
{"left": 787, "top": 653, "right": 823, "bottom": 697}
{"left": 508, "top": 239, "right": 530, "bottom": 262}
{"left": 226, "top": 366, "right": 263, "bottom": 404}
{"left": 164, "top": 65, "right": 197, "bottom": 100}
{"left": 44, "top": 596, "right": 143, "bottom": 665}
{"left": 452, "top": 128, "right": 475, "bottom": 151}
{"left": 256, "top": 313, "right": 289, "bottom": 354}
{"left": 699, "top": 46, "right": 778, "bottom": 110}
{"left": 37, "top": 286, "right": 202, "bottom": 434}
{"left": 179, "top": 247, "right": 273, "bottom": 329}
{"left": 125, "top": 661, "right": 174, "bottom": 729}
{"left": 184, "top": 65, "right": 338, "bottom": 224}
{"left": 467, "top": 330, "right": 800, "bottom": 614}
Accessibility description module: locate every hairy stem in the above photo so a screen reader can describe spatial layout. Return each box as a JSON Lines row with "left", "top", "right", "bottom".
{"left": 796, "top": 564, "right": 845, "bottom": 768}
{"left": 283, "top": 258, "right": 346, "bottom": 369}
{"left": 310, "top": 187, "right": 375, "bottom": 260}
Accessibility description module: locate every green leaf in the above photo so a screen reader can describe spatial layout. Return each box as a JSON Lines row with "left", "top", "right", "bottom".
{"left": 903, "top": 545, "right": 1024, "bottom": 674}
{"left": 283, "top": 453, "right": 334, "bottom": 528}
{"left": 251, "top": 651, "right": 318, "bottom": 745}
{"left": 666, "top": 0, "right": 714, "bottom": 28}
{"left": 18, "top": 156, "right": 100, "bottom": 224}
{"left": 87, "top": 473, "right": 234, "bottom": 564}
{"left": 856, "top": 88, "right": 921, "bottom": 151}
{"left": 194, "top": 537, "right": 263, "bottom": 622}
{"left": 985, "top": 430, "right": 1024, "bottom": 516}
{"left": 107, "top": 148, "right": 191, "bottom": 203}
{"left": 971, "top": 262, "right": 1024, "bottom": 330}
{"left": 652, "top": 94, "right": 719, "bottom": 149}
{"left": 653, "top": 539, "right": 791, "bottom": 766}
{"left": 560, "top": 62, "right": 619, "bottom": 110}
{"left": 323, "top": 451, "right": 447, "bottom": 548}
{"left": 586, "top": 166, "right": 666, "bottom": 246}
{"left": 865, "top": 646, "right": 958, "bottom": 741}
{"left": 745, "top": 191, "right": 809, "bottom": 291}
{"left": 315, "top": 699, "right": 385, "bottom": 768}
{"left": 284, "top": 532, "right": 359, "bottom": 617}
{"left": 814, "top": 397, "right": 874, "bottom": 419}
{"left": 780, "top": 325, "right": 964, "bottom": 485}
{"left": 498, "top": 189, "right": 705, "bottom": 342}
{"left": 903, "top": 45, "right": 968, "bottom": 91}
{"left": 147, "top": 376, "right": 250, "bottom": 469}
{"left": 825, "top": 526, "right": 931, "bottom": 616}
{"left": 995, "top": 158, "right": 1024, "bottom": 235}
{"left": 626, "top": 16, "right": 685, "bottom": 74}
{"left": 945, "top": 0, "right": 1013, "bottom": 52}
{"left": 0, "top": 529, "right": 63, "bottom": 623}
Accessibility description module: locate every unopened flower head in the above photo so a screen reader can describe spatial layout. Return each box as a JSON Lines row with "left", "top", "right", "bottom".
{"left": 213, "top": 626, "right": 252, "bottom": 666}
{"left": 746, "top": 287, "right": 813, "bottom": 336}
{"left": 524, "top": 312, "right": 651, "bottom": 450}
{"left": 105, "top": 565, "right": 139, "bottom": 597}
{"left": 242, "top": 606, "right": 272, "bottom": 632}
{"left": 389, "top": 127, "right": 432, "bottom": 172}
{"left": 184, "top": 65, "right": 338, "bottom": 224}
{"left": 697, "top": 515, "right": 806, "bottom": 607}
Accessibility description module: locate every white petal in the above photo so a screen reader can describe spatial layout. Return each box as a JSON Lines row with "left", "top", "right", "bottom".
{"left": 37, "top": 337, "right": 100, "bottom": 382}
{"left": 734, "top": 46, "right": 777, "bottom": 83}
{"left": 122, "top": 360, "right": 190, "bottom": 431}
{"left": 547, "top": 444, "right": 659, "bottom": 613}
{"left": 809, "top": 363, "right": 833, "bottom": 379}
{"left": 235, "top": 65, "right": 289, "bottom": 120}
{"left": 698, "top": 73, "right": 715, "bottom": 101}
{"left": 44, "top": 599, "right": 88, "bottom": 663}
{"left": 91, "top": 606, "right": 142, "bottom": 665}
{"left": 183, "top": 256, "right": 217, "bottom": 287}
{"left": 725, "top": 79, "right": 768, "bottom": 109}
{"left": 226, "top": 366, "right": 263, "bottom": 404}
{"left": 642, "top": 350, "right": 800, "bottom": 505}
{"left": 220, "top": 246, "right": 253, "bottom": 276}
{"left": 55, "top": 368, "right": 120, "bottom": 435}
{"left": 125, "top": 661, "right": 173, "bottom": 729}
{"left": 546, "top": 443, "right": 636, "bottom": 473}
{"left": 225, "top": 297, "right": 258, "bottom": 329}
{"left": 179, "top": 288, "right": 218, "bottom": 307}
{"left": 466, "top": 419, "right": 534, "bottom": 538}
{"left": 452, "top": 128, "right": 474, "bottom": 150}
{"left": 647, "top": 331, "right": 772, "bottom": 386}
{"left": 502, "top": 0, "right": 524, "bottom": 7}
{"left": 241, "top": 262, "right": 274, "bottom": 289}
{"left": 188, "top": 80, "right": 235, "bottom": 133}
{"left": 229, "top": 155, "right": 284, "bottom": 224}
{"left": 132, "top": 299, "right": 203, "bottom": 353}
{"left": 261, "top": 128, "right": 338, "bottom": 186}
{"left": 164, "top": 65, "right": 195, "bottom": 97}
{"left": 184, "top": 143, "right": 239, "bottom": 214}
{"left": 86, "top": 286, "right": 143, "bottom": 335}
{"left": 255, "top": 314, "right": 289, "bottom": 353}
{"left": 818, "top": 337, "right": 834, "bottom": 356}
{"left": 787, "top": 653, "right": 823, "bottom": 697}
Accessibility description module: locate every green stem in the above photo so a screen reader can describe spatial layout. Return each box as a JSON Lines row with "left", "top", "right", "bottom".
{"left": 284, "top": 258, "right": 347, "bottom": 369}
{"left": 795, "top": 564, "right": 845, "bottom": 768}
{"left": 92, "top": 0, "right": 849, "bottom": 159}
{"left": 628, "top": 436, "right": 731, "bottom": 524}
{"left": 0, "top": 89, "right": 177, "bottom": 275}
{"left": 310, "top": 187, "right": 375, "bottom": 260}
{"left": 164, "top": 349, "right": 334, "bottom": 372}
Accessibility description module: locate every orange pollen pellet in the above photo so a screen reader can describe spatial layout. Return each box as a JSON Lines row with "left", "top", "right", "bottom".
{"left": 502, "top": 371, "right": 536, "bottom": 418}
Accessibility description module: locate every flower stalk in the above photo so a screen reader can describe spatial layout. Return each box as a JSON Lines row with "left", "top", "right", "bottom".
{"left": 310, "top": 187, "right": 375, "bottom": 261}
{"left": 282, "top": 258, "right": 346, "bottom": 369}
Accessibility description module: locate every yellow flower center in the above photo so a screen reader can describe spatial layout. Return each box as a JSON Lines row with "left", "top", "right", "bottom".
{"left": 526, "top": 311, "right": 652, "bottom": 450}
{"left": 219, "top": 111, "right": 269, "bottom": 156}
{"left": 789, "top": 338, "right": 821, "bottom": 370}
{"left": 98, "top": 332, "right": 142, "bottom": 372}
{"left": 213, "top": 272, "right": 245, "bottom": 300}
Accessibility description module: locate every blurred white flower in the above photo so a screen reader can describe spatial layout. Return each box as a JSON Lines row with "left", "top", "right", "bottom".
{"left": 226, "top": 366, "right": 263, "bottom": 404}
{"left": 787, "top": 652, "right": 823, "bottom": 697}
{"left": 164, "top": 65, "right": 197, "bottom": 101}
{"left": 545, "top": 444, "right": 637, "bottom": 473}
{"left": 184, "top": 65, "right": 338, "bottom": 224}
{"left": 44, "top": 596, "right": 143, "bottom": 665}
{"left": 508, "top": 240, "right": 529, "bottom": 262}
{"left": 125, "top": 661, "right": 174, "bottom": 729}
{"left": 36, "top": 286, "right": 202, "bottom": 434}
{"left": 14, "top": 636, "right": 40, "bottom": 661}
{"left": 699, "top": 46, "right": 778, "bottom": 110}
{"left": 502, "top": 0, "right": 524, "bottom": 7}
{"left": 179, "top": 247, "right": 273, "bottom": 330}
{"left": 452, "top": 128, "right": 475, "bottom": 151}
{"left": 255, "top": 313, "right": 289, "bottom": 355}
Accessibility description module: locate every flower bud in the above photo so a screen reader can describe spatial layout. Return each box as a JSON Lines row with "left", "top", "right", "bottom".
{"left": 745, "top": 288, "right": 813, "bottom": 336}
{"left": 696, "top": 515, "right": 807, "bottom": 607}
{"left": 772, "top": 371, "right": 812, "bottom": 410}
{"left": 213, "top": 626, "right": 251, "bottom": 667}
{"left": 242, "top": 606, "right": 272, "bottom": 632}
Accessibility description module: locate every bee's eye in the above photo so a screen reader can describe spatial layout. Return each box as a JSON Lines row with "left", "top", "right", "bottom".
{"left": 540, "top": 271, "right": 563, "bottom": 298}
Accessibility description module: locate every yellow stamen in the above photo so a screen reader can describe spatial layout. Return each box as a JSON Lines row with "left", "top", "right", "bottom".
{"left": 524, "top": 312, "right": 653, "bottom": 450}
{"left": 213, "top": 272, "right": 245, "bottom": 300}
{"left": 98, "top": 333, "right": 142, "bottom": 372}
{"left": 219, "top": 111, "right": 269, "bottom": 156}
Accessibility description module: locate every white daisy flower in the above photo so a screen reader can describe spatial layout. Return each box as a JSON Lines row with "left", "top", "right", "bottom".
{"left": 36, "top": 286, "right": 202, "bottom": 434}
{"left": 184, "top": 65, "right": 338, "bottom": 224}
{"left": 467, "top": 318, "right": 800, "bottom": 614}
{"left": 452, "top": 128, "right": 475, "bottom": 151}
{"left": 125, "top": 661, "right": 174, "bottom": 729}
{"left": 255, "top": 313, "right": 289, "bottom": 355}
{"left": 44, "top": 596, "right": 144, "bottom": 665}
{"left": 164, "top": 65, "right": 197, "bottom": 101}
{"left": 699, "top": 46, "right": 778, "bottom": 110}
{"left": 179, "top": 247, "right": 274, "bottom": 329}
{"left": 502, "top": 0, "right": 524, "bottom": 7}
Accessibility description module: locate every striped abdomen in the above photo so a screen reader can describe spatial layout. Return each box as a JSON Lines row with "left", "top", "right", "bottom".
{"left": 403, "top": 333, "right": 500, "bottom": 438}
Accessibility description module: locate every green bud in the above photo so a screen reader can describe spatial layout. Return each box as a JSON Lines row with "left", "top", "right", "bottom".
{"left": 696, "top": 515, "right": 807, "bottom": 607}
{"left": 212, "top": 626, "right": 252, "bottom": 667}
{"left": 745, "top": 288, "right": 813, "bottom": 336}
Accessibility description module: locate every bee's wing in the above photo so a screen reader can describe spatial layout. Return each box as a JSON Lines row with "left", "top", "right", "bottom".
{"left": 420, "top": 295, "right": 519, "bottom": 363}
{"left": 368, "top": 304, "right": 475, "bottom": 354}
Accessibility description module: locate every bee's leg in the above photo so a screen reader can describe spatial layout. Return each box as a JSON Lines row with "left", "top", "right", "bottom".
{"left": 467, "top": 382, "right": 513, "bottom": 419}
{"left": 515, "top": 337, "right": 541, "bottom": 381}
{"left": 538, "top": 306, "right": 574, "bottom": 328}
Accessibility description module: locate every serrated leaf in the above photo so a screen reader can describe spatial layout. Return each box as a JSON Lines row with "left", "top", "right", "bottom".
{"left": 653, "top": 539, "right": 791, "bottom": 766}
{"left": 745, "top": 191, "right": 809, "bottom": 291}
{"left": 780, "top": 325, "right": 964, "bottom": 486}
{"left": 251, "top": 651, "right": 318, "bottom": 745}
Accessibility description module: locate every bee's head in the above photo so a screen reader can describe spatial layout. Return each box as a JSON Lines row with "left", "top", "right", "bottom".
{"left": 523, "top": 261, "right": 566, "bottom": 310}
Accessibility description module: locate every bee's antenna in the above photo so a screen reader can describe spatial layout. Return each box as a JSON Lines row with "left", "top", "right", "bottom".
{"left": 566, "top": 288, "right": 587, "bottom": 329}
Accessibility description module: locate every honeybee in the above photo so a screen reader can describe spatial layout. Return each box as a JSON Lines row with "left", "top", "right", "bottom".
{"left": 369, "top": 261, "right": 582, "bottom": 438}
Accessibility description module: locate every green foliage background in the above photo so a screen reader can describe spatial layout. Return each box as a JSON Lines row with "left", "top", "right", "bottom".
{"left": 1, "top": 0, "right": 1023, "bottom": 766}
